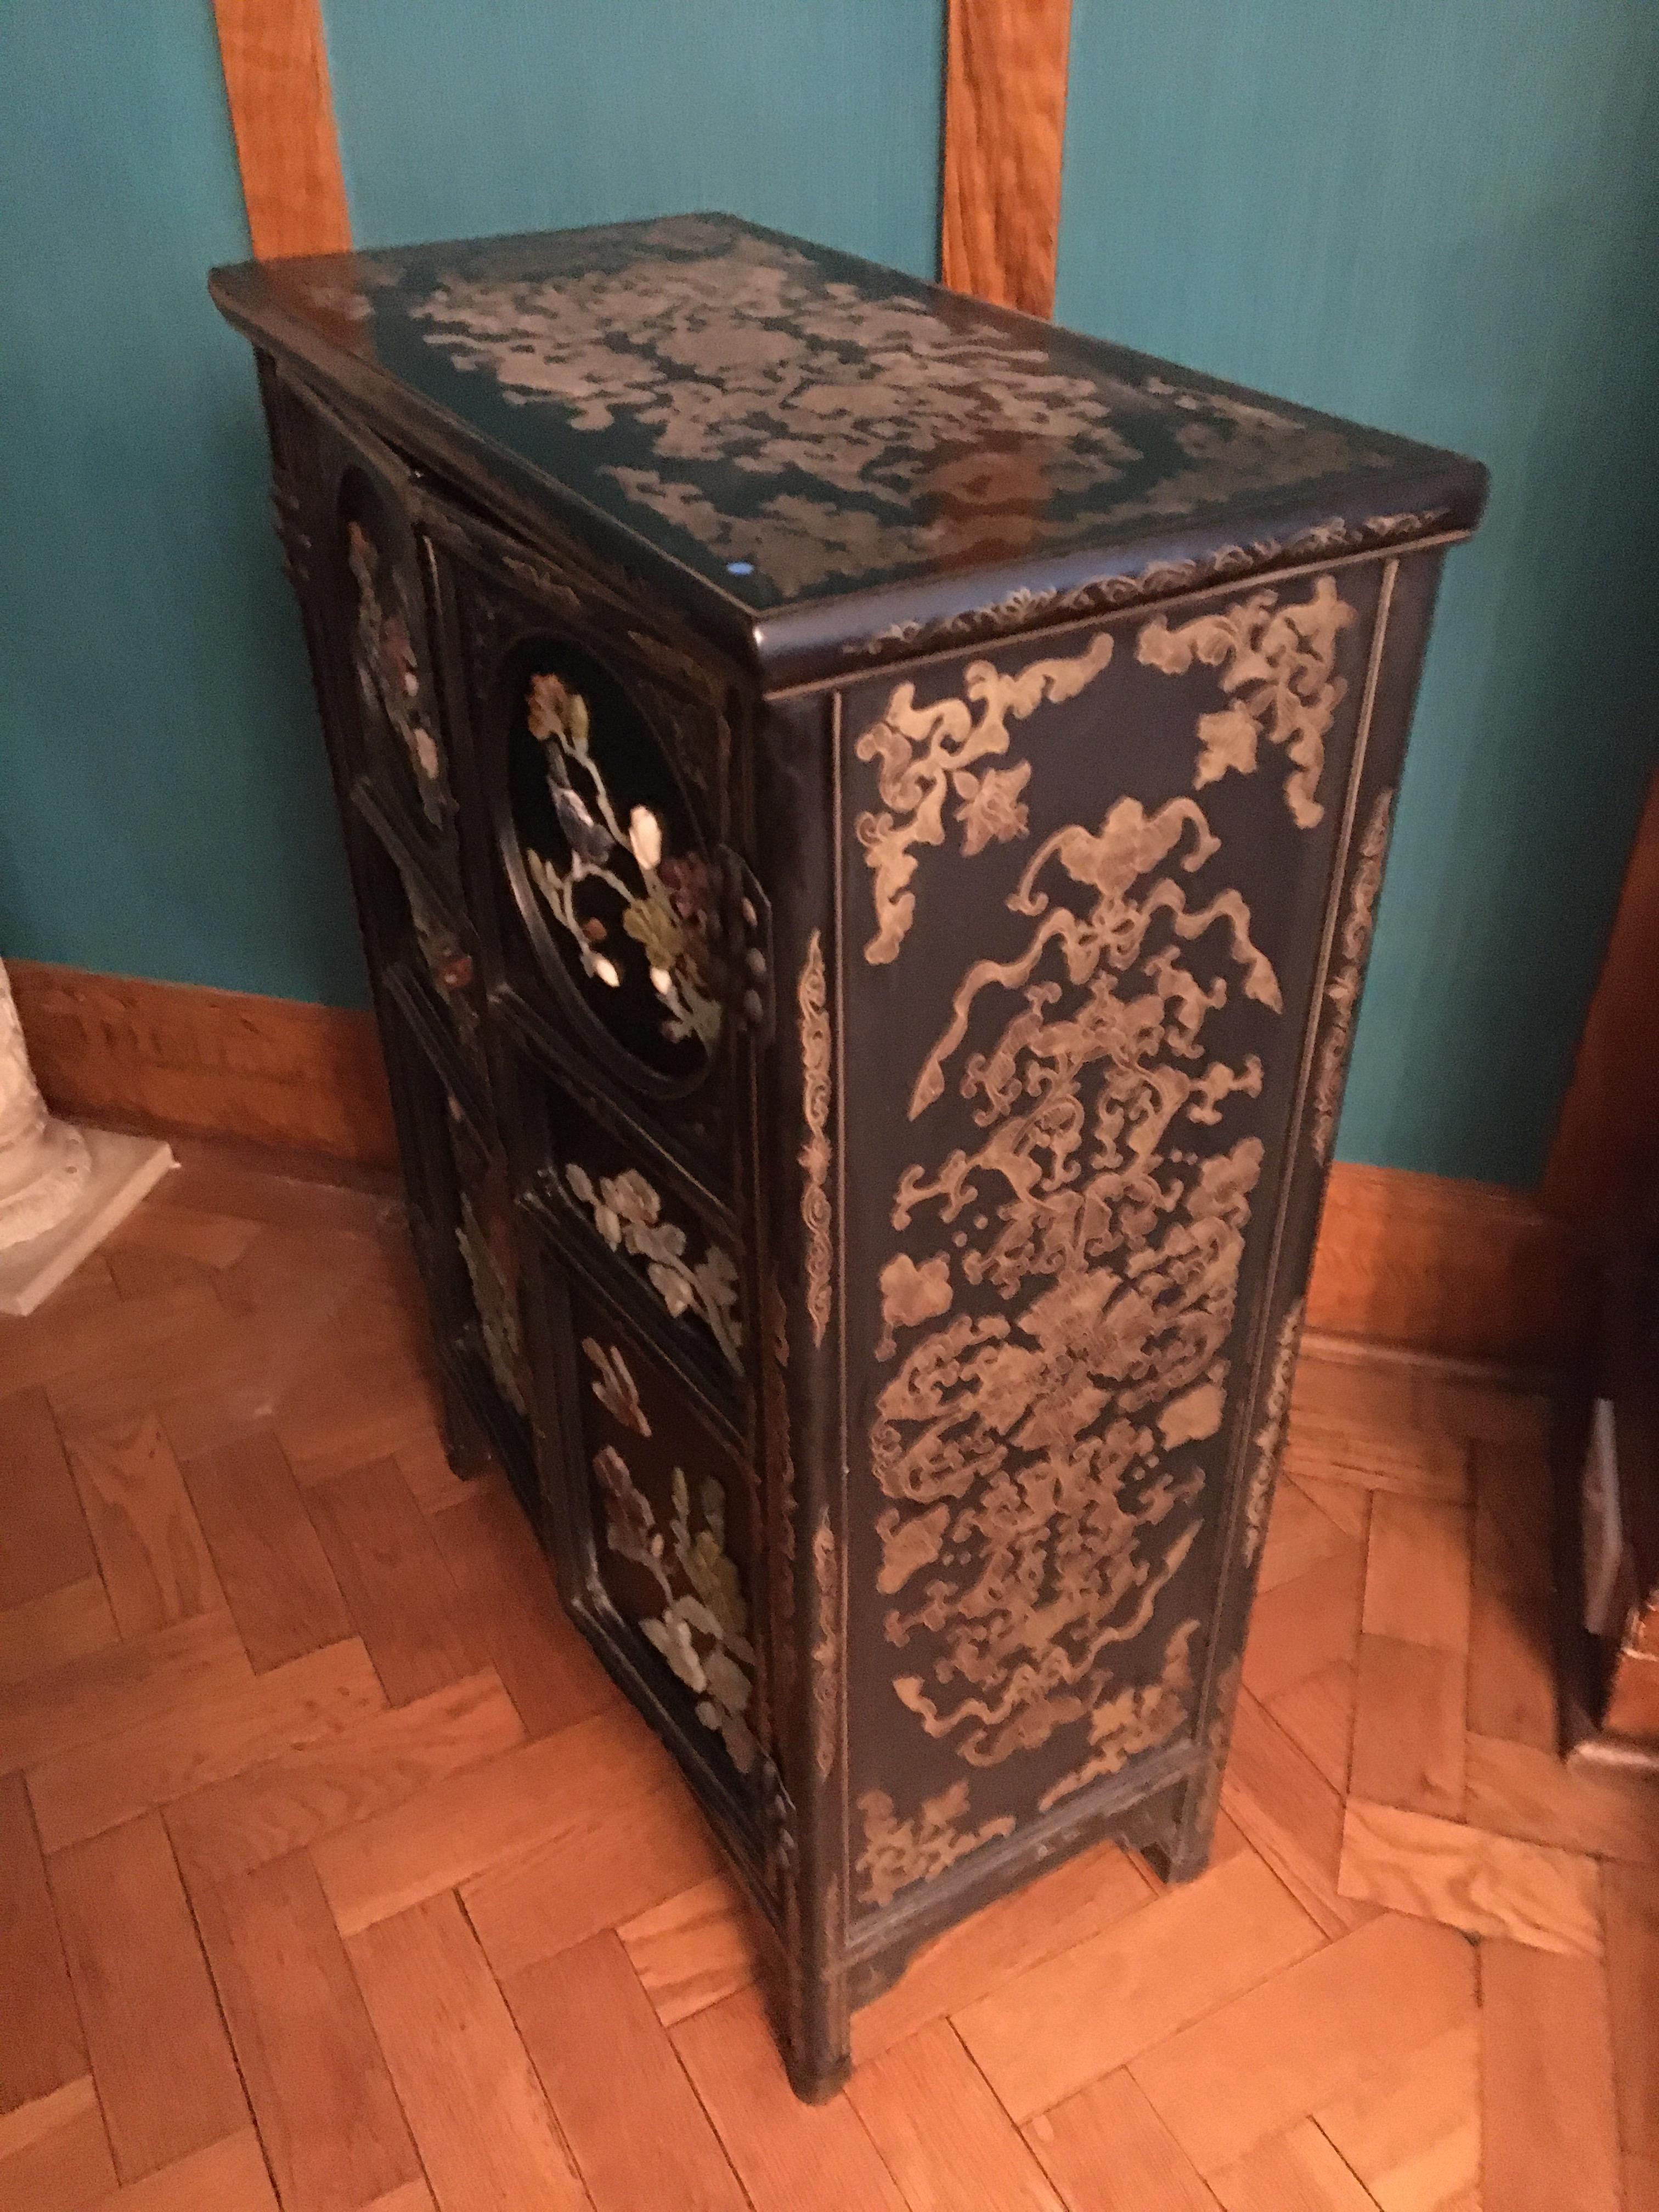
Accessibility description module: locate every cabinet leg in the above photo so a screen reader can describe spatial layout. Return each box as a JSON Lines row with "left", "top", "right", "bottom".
{"left": 439, "top": 1374, "right": 493, "bottom": 1481}
{"left": 783, "top": 1922, "right": 851, "bottom": 2103}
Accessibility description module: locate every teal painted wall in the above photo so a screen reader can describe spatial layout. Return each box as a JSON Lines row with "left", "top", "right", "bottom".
{"left": 0, "top": 2, "right": 366, "bottom": 1006}
{"left": 323, "top": 0, "right": 943, "bottom": 277}
{"left": 1058, "top": 0, "right": 1659, "bottom": 1184}
{"left": 2, "top": 1, "right": 1651, "bottom": 1188}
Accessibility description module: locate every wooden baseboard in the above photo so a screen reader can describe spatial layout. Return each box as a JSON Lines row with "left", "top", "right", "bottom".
{"left": 1306, "top": 1159, "right": 1583, "bottom": 1364}
{"left": 11, "top": 961, "right": 1585, "bottom": 1362}
{"left": 9, "top": 960, "right": 396, "bottom": 1170}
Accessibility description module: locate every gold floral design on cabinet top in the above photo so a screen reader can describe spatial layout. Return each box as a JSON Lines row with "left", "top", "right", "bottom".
{"left": 565, "top": 1160, "right": 742, "bottom": 1371}
{"left": 390, "top": 217, "right": 1398, "bottom": 603}
{"left": 1311, "top": 787, "right": 1395, "bottom": 1163}
{"left": 872, "top": 786, "right": 1279, "bottom": 1776}
{"left": 583, "top": 1338, "right": 757, "bottom": 1775}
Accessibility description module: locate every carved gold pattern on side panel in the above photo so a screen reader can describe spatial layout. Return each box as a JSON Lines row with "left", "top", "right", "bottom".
{"left": 1190, "top": 1653, "right": 1244, "bottom": 1849}
{"left": 1037, "top": 1619, "right": 1201, "bottom": 1813}
{"left": 855, "top": 1782, "right": 1015, "bottom": 1910}
{"left": 1136, "top": 574, "right": 1357, "bottom": 828}
{"left": 873, "top": 789, "right": 1282, "bottom": 1774}
{"left": 797, "top": 931, "right": 834, "bottom": 1346}
{"left": 764, "top": 1283, "right": 798, "bottom": 1713}
{"left": 853, "top": 633, "right": 1115, "bottom": 964}
{"left": 1310, "top": 788, "right": 1395, "bottom": 1163}
{"left": 811, "top": 1512, "right": 840, "bottom": 1781}
{"left": 1242, "top": 1300, "right": 1305, "bottom": 1568}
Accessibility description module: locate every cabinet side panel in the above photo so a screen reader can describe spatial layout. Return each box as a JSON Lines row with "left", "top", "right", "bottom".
{"left": 753, "top": 687, "right": 851, "bottom": 2090}
{"left": 834, "top": 558, "right": 1413, "bottom": 1933}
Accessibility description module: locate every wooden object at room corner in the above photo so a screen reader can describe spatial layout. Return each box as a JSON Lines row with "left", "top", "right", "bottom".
{"left": 941, "top": 0, "right": 1074, "bottom": 318}
{"left": 1541, "top": 760, "right": 1659, "bottom": 1234}
{"left": 1543, "top": 761, "right": 1659, "bottom": 1764}
{"left": 211, "top": 0, "right": 352, "bottom": 262}
{"left": 8, "top": 962, "right": 395, "bottom": 1171}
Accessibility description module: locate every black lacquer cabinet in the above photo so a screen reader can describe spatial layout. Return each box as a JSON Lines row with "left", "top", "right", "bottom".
{"left": 212, "top": 215, "right": 1485, "bottom": 2098}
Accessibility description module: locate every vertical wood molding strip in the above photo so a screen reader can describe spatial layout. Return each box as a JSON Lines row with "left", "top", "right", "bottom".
{"left": 212, "top": 0, "right": 352, "bottom": 261}
{"left": 1542, "top": 764, "right": 1659, "bottom": 1229}
{"left": 941, "top": 0, "right": 1074, "bottom": 317}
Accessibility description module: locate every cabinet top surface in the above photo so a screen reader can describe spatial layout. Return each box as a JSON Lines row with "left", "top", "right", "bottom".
{"left": 213, "top": 213, "right": 1485, "bottom": 674}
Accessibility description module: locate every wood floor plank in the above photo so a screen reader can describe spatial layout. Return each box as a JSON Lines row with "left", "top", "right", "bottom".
{"left": 0, "top": 1388, "right": 99, "bottom": 1610}
{"left": 346, "top": 1890, "right": 586, "bottom": 2212}
{"left": 107, "top": 1204, "right": 263, "bottom": 1274}
{"left": 1208, "top": 2121, "right": 1376, "bottom": 2211}
{"left": 29, "top": 1637, "right": 386, "bottom": 1851}
{"left": 1362, "top": 1494, "right": 1472, "bottom": 1652}
{"left": 853, "top": 1838, "right": 1152, "bottom": 2065}
{"left": 462, "top": 1776, "right": 723, "bottom": 1981}
{"left": 0, "top": 2077, "right": 116, "bottom": 2212}
{"left": 1257, "top": 1478, "right": 1350, "bottom": 1595}
{"left": 77, "top": 2129, "right": 280, "bottom": 2212}
{"left": 1266, "top": 1660, "right": 1356, "bottom": 1795}
{"left": 1338, "top": 1798, "right": 1602, "bottom": 1955}
{"left": 1481, "top": 1938, "right": 1620, "bottom": 2212}
{"left": 1221, "top": 1692, "right": 1376, "bottom": 1939}
{"left": 1603, "top": 1861, "right": 1659, "bottom": 2169}
{"left": 0, "top": 1773, "right": 88, "bottom": 2114}
{"left": 3, "top": 1281, "right": 226, "bottom": 1414}
{"left": 672, "top": 1985, "right": 908, "bottom": 2212}
{"left": 274, "top": 1312, "right": 442, "bottom": 1488}
{"left": 1288, "top": 1470, "right": 1372, "bottom": 1542}
{"left": 1315, "top": 2018, "right": 1479, "bottom": 2212}
{"left": 0, "top": 1578, "right": 119, "bottom": 1691}
{"left": 312, "top": 1706, "right": 670, "bottom": 1936}
{"left": 847, "top": 2018, "right": 1065, "bottom": 2212}
{"left": 0, "top": 1609, "right": 248, "bottom": 1777}
{"left": 505, "top": 1930, "right": 748, "bottom": 2212}
{"left": 165, "top": 1668, "right": 522, "bottom": 1888}
{"left": 617, "top": 1874, "right": 763, "bottom": 2028}
{"left": 66, "top": 1417, "right": 223, "bottom": 1641}
{"left": 1021, "top": 2069, "right": 1221, "bottom": 2212}
{"left": 428, "top": 1475, "right": 611, "bottom": 1737}
{"left": 1466, "top": 1734, "right": 1659, "bottom": 1865}
{"left": 195, "top": 1851, "right": 420, "bottom": 2212}
{"left": 1242, "top": 1536, "right": 1367, "bottom": 1703}
{"left": 48, "top": 1813, "right": 246, "bottom": 2180}
{"left": 1466, "top": 1438, "right": 1556, "bottom": 1752}
{"left": 953, "top": 1847, "right": 1323, "bottom": 2123}
{"left": 180, "top": 1431, "right": 351, "bottom": 1674}
{"left": 1283, "top": 1409, "right": 1468, "bottom": 1500}
{"left": 1348, "top": 1635, "right": 1467, "bottom": 1818}
{"left": 1129, "top": 1911, "right": 1476, "bottom": 2175}
{"left": 303, "top": 1458, "right": 484, "bottom": 1706}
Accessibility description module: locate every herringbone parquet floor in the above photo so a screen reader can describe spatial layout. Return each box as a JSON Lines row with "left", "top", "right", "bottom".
{"left": 1, "top": 1139, "right": 1654, "bottom": 2212}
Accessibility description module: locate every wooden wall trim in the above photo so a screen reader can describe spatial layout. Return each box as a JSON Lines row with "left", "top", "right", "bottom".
{"left": 212, "top": 0, "right": 352, "bottom": 261}
{"left": 941, "top": 0, "right": 1074, "bottom": 317}
{"left": 1542, "top": 763, "right": 1659, "bottom": 1232}
{"left": 10, "top": 962, "right": 394, "bottom": 1170}
{"left": 14, "top": 962, "right": 1582, "bottom": 1364}
{"left": 1307, "top": 1159, "right": 1582, "bottom": 1365}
